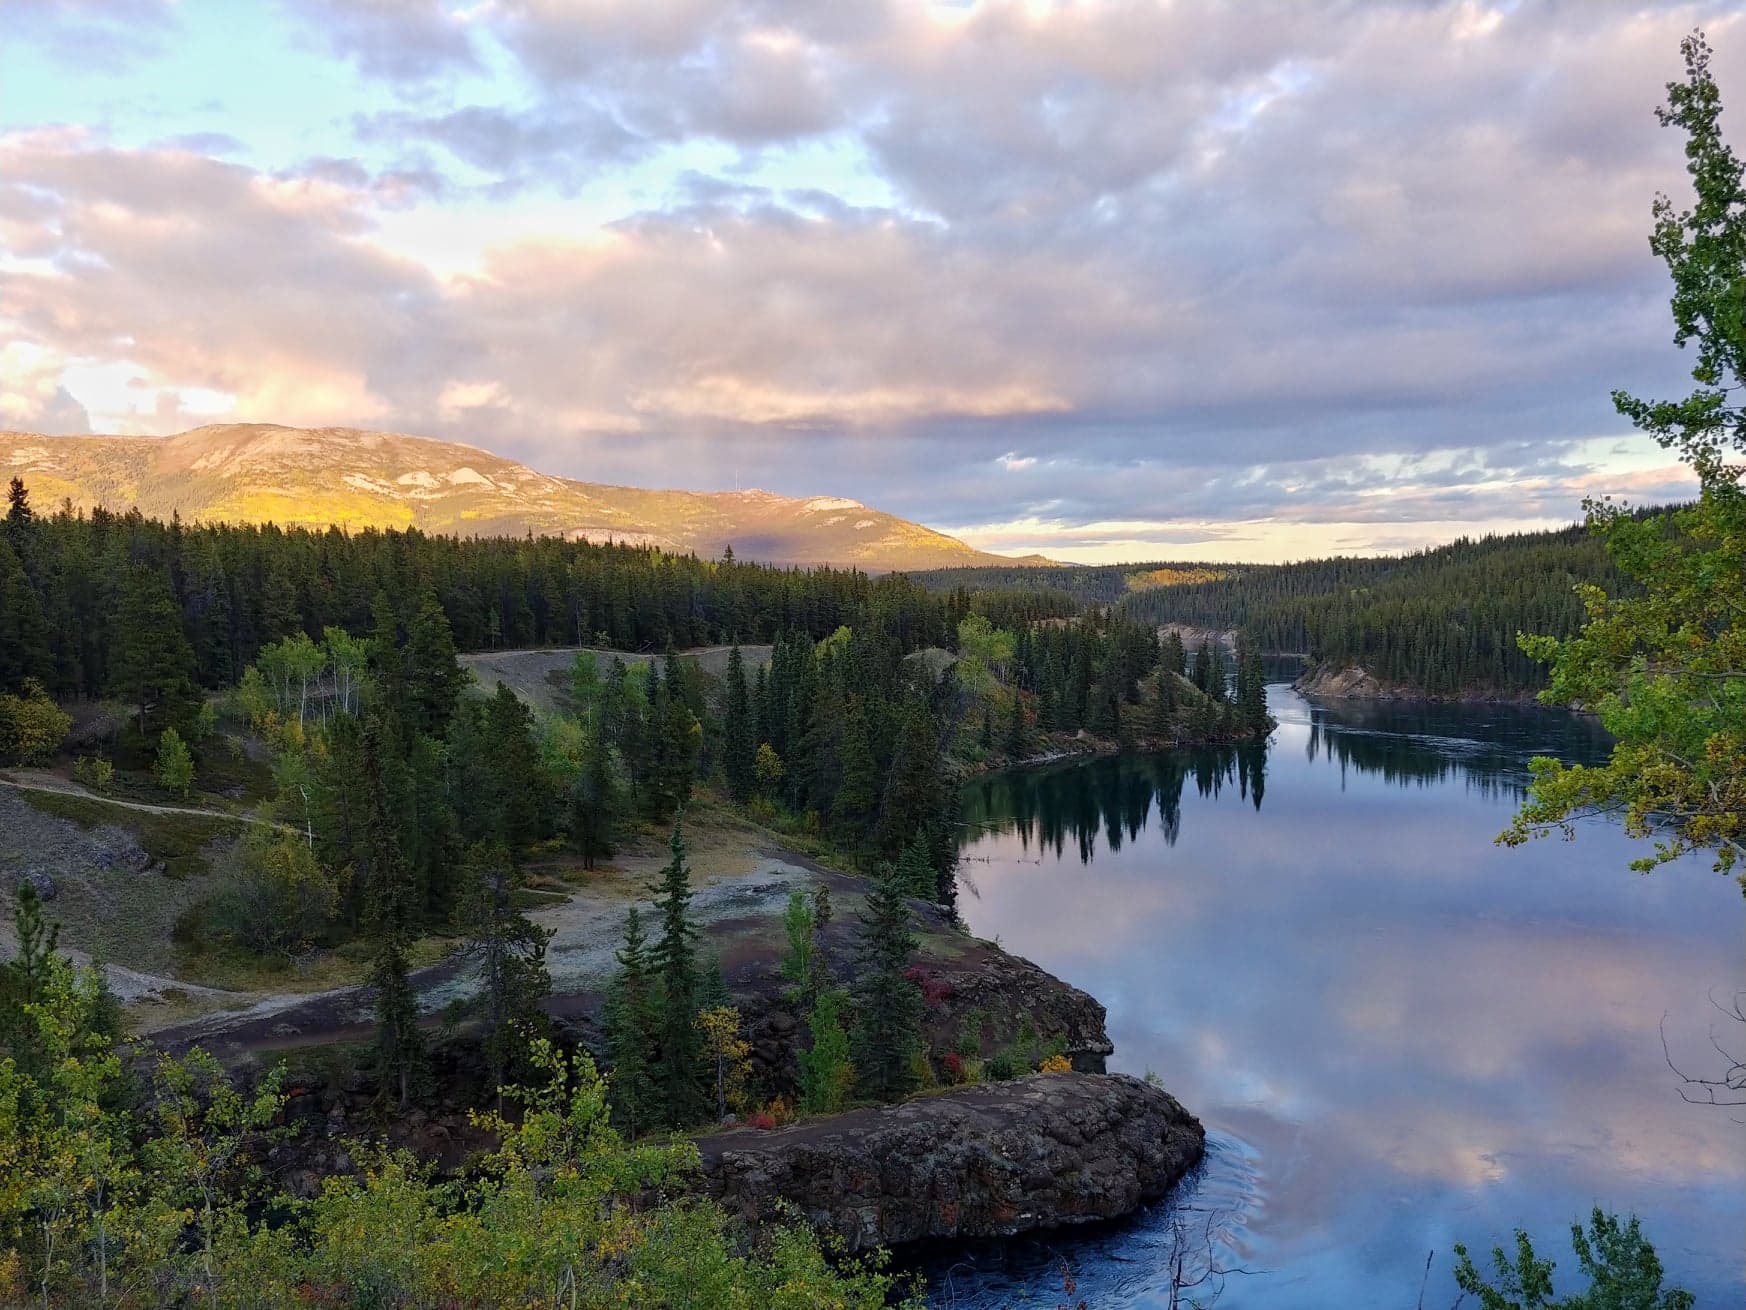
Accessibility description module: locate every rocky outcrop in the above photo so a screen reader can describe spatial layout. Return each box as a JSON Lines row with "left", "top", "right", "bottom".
{"left": 697, "top": 1072, "right": 1203, "bottom": 1250}
{"left": 1295, "top": 664, "right": 1391, "bottom": 699}
{"left": 1294, "top": 663, "right": 1541, "bottom": 704}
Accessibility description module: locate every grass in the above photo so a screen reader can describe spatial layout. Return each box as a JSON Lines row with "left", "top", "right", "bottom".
{"left": 22, "top": 789, "right": 242, "bottom": 879}
{"left": 172, "top": 929, "right": 463, "bottom": 993}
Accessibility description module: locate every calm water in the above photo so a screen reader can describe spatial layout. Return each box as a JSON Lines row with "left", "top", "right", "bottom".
{"left": 927, "top": 686, "right": 1744, "bottom": 1308}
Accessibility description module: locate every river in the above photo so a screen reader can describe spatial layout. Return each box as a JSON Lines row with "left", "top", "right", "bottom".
{"left": 925, "top": 685, "right": 1744, "bottom": 1308}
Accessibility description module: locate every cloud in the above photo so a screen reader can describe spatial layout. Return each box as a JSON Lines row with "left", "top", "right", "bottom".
{"left": 5, "top": 2, "right": 1743, "bottom": 555}
{"left": 279, "top": 0, "right": 478, "bottom": 83}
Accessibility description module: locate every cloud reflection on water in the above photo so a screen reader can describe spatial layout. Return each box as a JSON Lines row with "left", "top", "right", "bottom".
{"left": 945, "top": 690, "right": 1743, "bottom": 1308}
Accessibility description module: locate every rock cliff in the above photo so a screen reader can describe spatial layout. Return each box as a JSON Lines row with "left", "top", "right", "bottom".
{"left": 697, "top": 1072, "right": 1203, "bottom": 1249}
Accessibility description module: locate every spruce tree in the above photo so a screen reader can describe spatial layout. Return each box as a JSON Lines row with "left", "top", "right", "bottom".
{"left": 461, "top": 841, "right": 551, "bottom": 1100}
{"left": 109, "top": 567, "right": 198, "bottom": 734}
{"left": 832, "top": 696, "right": 878, "bottom": 839}
{"left": 895, "top": 828, "right": 936, "bottom": 900}
{"left": 363, "top": 722, "right": 425, "bottom": 1110}
{"left": 402, "top": 588, "right": 463, "bottom": 736}
{"left": 722, "top": 642, "right": 755, "bottom": 804}
{"left": 568, "top": 731, "right": 621, "bottom": 869}
{"left": 0, "top": 883, "right": 60, "bottom": 1086}
{"left": 605, "top": 905, "right": 660, "bottom": 1137}
{"left": 648, "top": 815, "right": 704, "bottom": 1125}
{"left": 1004, "top": 692, "right": 1028, "bottom": 758}
{"left": 0, "top": 537, "right": 50, "bottom": 692}
{"left": 852, "top": 864, "right": 923, "bottom": 1102}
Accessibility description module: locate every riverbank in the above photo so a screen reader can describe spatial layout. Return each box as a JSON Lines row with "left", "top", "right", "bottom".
{"left": 1294, "top": 663, "right": 1548, "bottom": 705}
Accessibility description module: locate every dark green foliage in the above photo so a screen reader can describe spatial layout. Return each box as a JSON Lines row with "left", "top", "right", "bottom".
{"left": 109, "top": 566, "right": 199, "bottom": 733}
{"left": 362, "top": 720, "right": 426, "bottom": 1109}
{"left": 605, "top": 905, "right": 660, "bottom": 1137}
{"left": 0, "top": 492, "right": 954, "bottom": 705}
{"left": 722, "top": 642, "right": 755, "bottom": 803}
{"left": 1452, "top": 1210, "right": 1693, "bottom": 1310}
{"left": 0, "top": 884, "right": 60, "bottom": 1087}
{"left": 568, "top": 730, "right": 622, "bottom": 870}
{"left": 851, "top": 865, "right": 923, "bottom": 1102}
{"left": 894, "top": 829, "right": 935, "bottom": 900}
{"left": 461, "top": 842, "right": 552, "bottom": 1096}
{"left": 649, "top": 815, "right": 705, "bottom": 1126}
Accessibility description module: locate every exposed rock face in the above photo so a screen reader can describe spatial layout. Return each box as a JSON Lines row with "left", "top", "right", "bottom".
{"left": 1294, "top": 663, "right": 1541, "bottom": 704}
{"left": 697, "top": 1072, "right": 1203, "bottom": 1250}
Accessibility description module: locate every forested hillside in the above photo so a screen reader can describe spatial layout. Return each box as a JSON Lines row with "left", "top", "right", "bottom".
{"left": 913, "top": 522, "right": 1634, "bottom": 696}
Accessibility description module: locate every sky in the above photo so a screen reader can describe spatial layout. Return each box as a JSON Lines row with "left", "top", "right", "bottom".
{"left": 1, "top": 1, "right": 1741, "bottom": 563}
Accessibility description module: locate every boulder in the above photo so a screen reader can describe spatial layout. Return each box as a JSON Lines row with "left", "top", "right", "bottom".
{"left": 697, "top": 1072, "right": 1203, "bottom": 1250}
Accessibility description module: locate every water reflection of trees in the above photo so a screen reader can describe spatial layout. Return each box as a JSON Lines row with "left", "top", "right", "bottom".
{"left": 961, "top": 698, "right": 1612, "bottom": 861}
{"left": 1299, "top": 696, "right": 1612, "bottom": 800}
{"left": 960, "top": 745, "right": 1269, "bottom": 862}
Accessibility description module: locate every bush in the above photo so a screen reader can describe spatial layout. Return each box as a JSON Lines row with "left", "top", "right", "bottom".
{"left": 71, "top": 755, "right": 115, "bottom": 792}
{"left": 207, "top": 829, "right": 338, "bottom": 961}
{"left": 0, "top": 678, "right": 70, "bottom": 766}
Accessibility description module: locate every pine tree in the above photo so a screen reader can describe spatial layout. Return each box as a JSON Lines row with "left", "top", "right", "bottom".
{"left": 1004, "top": 692, "right": 1028, "bottom": 758}
{"left": 109, "top": 567, "right": 198, "bottom": 734}
{"left": 605, "top": 905, "right": 660, "bottom": 1137}
{"left": 0, "top": 537, "right": 50, "bottom": 692}
{"left": 852, "top": 864, "right": 923, "bottom": 1102}
{"left": 363, "top": 722, "right": 425, "bottom": 1109}
{"left": 648, "top": 814, "right": 704, "bottom": 1125}
{"left": 568, "top": 731, "right": 621, "bottom": 869}
{"left": 461, "top": 842, "right": 551, "bottom": 1101}
{"left": 1151, "top": 670, "right": 1178, "bottom": 739}
{"left": 722, "top": 642, "right": 755, "bottom": 804}
{"left": 832, "top": 695, "right": 878, "bottom": 839}
{"left": 895, "top": 828, "right": 936, "bottom": 900}
{"left": 402, "top": 588, "right": 463, "bottom": 736}
{"left": 0, "top": 883, "right": 61, "bottom": 1086}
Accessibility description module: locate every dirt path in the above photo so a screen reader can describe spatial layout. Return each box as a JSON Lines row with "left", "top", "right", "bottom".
{"left": 0, "top": 772, "right": 285, "bottom": 830}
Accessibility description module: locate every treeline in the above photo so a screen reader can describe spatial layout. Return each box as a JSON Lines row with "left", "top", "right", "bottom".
{"left": 917, "top": 521, "right": 1633, "bottom": 696}
{"left": 0, "top": 478, "right": 952, "bottom": 702}
{"left": 1117, "top": 526, "right": 1620, "bottom": 694}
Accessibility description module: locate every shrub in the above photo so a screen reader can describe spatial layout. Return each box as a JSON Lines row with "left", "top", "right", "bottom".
{"left": 1039, "top": 1054, "right": 1073, "bottom": 1073}
{"left": 0, "top": 678, "right": 70, "bottom": 766}
{"left": 72, "top": 755, "right": 115, "bottom": 792}
{"left": 207, "top": 829, "right": 338, "bottom": 961}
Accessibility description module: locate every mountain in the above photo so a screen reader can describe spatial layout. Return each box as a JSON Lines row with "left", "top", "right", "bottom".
{"left": 0, "top": 424, "right": 1052, "bottom": 572}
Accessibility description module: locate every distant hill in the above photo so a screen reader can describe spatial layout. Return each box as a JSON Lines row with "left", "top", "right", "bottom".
{"left": 0, "top": 423, "right": 1052, "bottom": 573}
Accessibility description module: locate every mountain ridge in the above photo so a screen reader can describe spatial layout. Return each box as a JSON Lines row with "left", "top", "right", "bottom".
{"left": 0, "top": 423, "right": 1056, "bottom": 573}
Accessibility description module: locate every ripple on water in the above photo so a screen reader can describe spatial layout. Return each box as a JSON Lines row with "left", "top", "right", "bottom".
{"left": 917, "top": 1129, "right": 1267, "bottom": 1309}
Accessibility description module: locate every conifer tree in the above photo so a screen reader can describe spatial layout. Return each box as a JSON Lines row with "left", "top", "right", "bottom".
{"left": 648, "top": 815, "right": 704, "bottom": 1125}
{"left": 605, "top": 905, "right": 660, "bottom": 1137}
{"left": 852, "top": 864, "right": 923, "bottom": 1102}
{"left": 402, "top": 588, "right": 463, "bottom": 736}
{"left": 722, "top": 642, "right": 755, "bottom": 804}
{"left": 0, "top": 537, "right": 50, "bottom": 692}
{"left": 895, "top": 828, "right": 936, "bottom": 901}
{"left": 568, "top": 730, "right": 621, "bottom": 869}
{"left": 832, "top": 696, "right": 878, "bottom": 839}
{"left": 110, "top": 566, "right": 198, "bottom": 733}
{"left": 1151, "top": 669, "right": 1179, "bottom": 739}
{"left": 1004, "top": 692, "right": 1028, "bottom": 758}
{"left": 363, "top": 722, "right": 425, "bottom": 1109}
{"left": 461, "top": 841, "right": 551, "bottom": 1100}
{"left": 0, "top": 883, "right": 60, "bottom": 1086}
